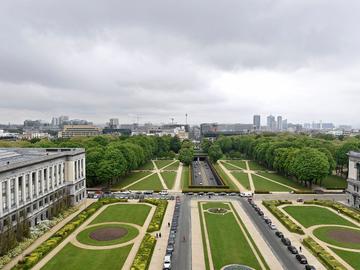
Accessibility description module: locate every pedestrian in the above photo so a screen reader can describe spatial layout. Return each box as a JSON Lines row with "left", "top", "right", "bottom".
{"left": 159, "top": 232, "right": 162, "bottom": 238}
{"left": 155, "top": 233, "right": 158, "bottom": 239}
{"left": 299, "top": 246, "right": 302, "bottom": 252}
{"left": 168, "top": 222, "right": 170, "bottom": 227}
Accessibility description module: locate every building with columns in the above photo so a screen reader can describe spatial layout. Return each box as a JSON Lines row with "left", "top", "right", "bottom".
{"left": 0, "top": 148, "right": 86, "bottom": 232}
{"left": 347, "top": 151, "right": 360, "bottom": 208}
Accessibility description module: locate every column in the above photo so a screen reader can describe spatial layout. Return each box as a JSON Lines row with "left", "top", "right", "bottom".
{"left": 6, "top": 180, "right": 11, "bottom": 211}
{"left": 35, "top": 171, "right": 39, "bottom": 197}
{"left": 41, "top": 170, "right": 45, "bottom": 194}
{"left": 15, "top": 177, "right": 19, "bottom": 207}
{"left": 29, "top": 173, "right": 33, "bottom": 201}
{"left": 22, "top": 175, "right": 26, "bottom": 203}
{"left": 0, "top": 182, "right": 3, "bottom": 217}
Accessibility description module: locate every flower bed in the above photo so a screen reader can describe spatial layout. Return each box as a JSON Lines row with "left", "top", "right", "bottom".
{"left": 262, "top": 200, "right": 305, "bottom": 235}
{"left": 141, "top": 199, "right": 168, "bottom": 233}
{"left": 303, "top": 237, "right": 347, "bottom": 270}
{"left": 304, "top": 200, "right": 360, "bottom": 223}
{"left": 11, "top": 198, "right": 127, "bottom": 270}
{"left": 130, "top": 233, "right": 156, "bottom": 270}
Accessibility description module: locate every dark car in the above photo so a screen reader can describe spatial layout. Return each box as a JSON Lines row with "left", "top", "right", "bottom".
{"left": 287, "top": 245, "right": 298, "bottom": 254}
{"left": 264, "top": 218, "right": 272, "bottom": 224}
{"left": 258, "top": 210, "right": 264, "bottom": 216}
{"left": 275, "top": 231, "right": 284, "bottom": 238}
{"left": 305, "top": 265, "right": 316, "bottom": 270}
{"left": 296, "top": 254, "right": 308, "bottom": 264}
{"left": 166, "top": 245, "right": 174, "bottom": 254}
{"left": 281, "top": 238, "right": 291, "bottom": 246}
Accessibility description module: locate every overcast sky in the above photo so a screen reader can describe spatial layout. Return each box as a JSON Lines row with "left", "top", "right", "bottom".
{"left": 0, "top": 0, "right": 359, "bottom": 127}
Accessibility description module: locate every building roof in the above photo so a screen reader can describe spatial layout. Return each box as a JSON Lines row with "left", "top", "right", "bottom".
{"left": 0, "top": 148, "right": 84, "bottom": 173}
{"left": 348, "top": 151, "right": 360, "bottom": 158}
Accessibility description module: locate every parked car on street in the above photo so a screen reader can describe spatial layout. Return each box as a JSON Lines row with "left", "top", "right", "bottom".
{"left": 296, "top": 254, "right": 308, "bottom": 264}
{"left": 305, "top": 265, "right": 316, "bottom": 270}
{"left": 287, "top": 245, "right": 298, "bottom": 254}
{"left": 275, "top": 231, "right": 284, "bottom": 238}
{"left": 163, "top": 255, "right": 171, "bottom": 270}
{"left": 281, "top": 238, "right": 291, "bottom": 246}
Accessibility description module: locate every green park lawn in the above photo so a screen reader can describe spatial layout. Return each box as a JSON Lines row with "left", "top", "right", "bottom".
{"left": 112, "top": 171, "right": 153, "bottom": 189}
{"left": 181, "top": 165, "right": 190, "bottom": 189}
{"left": 154, "top": 159, "right": 174, "bottom": 169}
{"left": 161, "top": 171, "right": 177, "bottom": 189}
{"left": 127, "top": 173, "right": 163, "bottom": 190}
{"left": 76, "top": 224, "right": 139, "bottom": 246}
{"left": 252, "top": 174, "right": 292, "bottom": 192}
{"left": 41, "top": 243, "right": 132, "bottom": 270}
{"left": 225, "top": 160, "right": 248, "bottom": 170}
{"left": 257, "top": 172, "right": 309, "bottom": 191}
{"left": 91, "top": 204, "right": 151, "bottom": 226}
{"left": 138, "top": 161, "right": 154, "bottom": 170}
{"left": 163, "top": 160, "right": 179, "bottom": 170}
{"left": 320, "top": 175, "right": 347, "bottom": 189}
{"left": 201, "top": 203, "right": 263, "bottom": 270}
{"left": 283, "top": 206, "right": 358, "bottom": 228}
{"left": 202, "top": 202, "right": 231, "bottom": 210}
{"left": 313, "top": 226, "right": 360, "bottom": 249}
{"left": 231, "top": 171, "right": 251, "bottom": 190}
{"left": 330, "top": 247, "right": 360, "bottom": 270}
{"left": 220, "top": 161, "right": 241, "bottom": 171}
{"left": 248, "top": 161, "right": 267, "bottom": 171}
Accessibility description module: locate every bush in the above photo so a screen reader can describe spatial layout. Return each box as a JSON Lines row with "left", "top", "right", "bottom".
{"left": 303, "top": 237, "right": 347, "bottom": 270}
{"left": 131, "top": 233, "right": 156, "bottom": 270}
{"left": 12, "top": 198, "right": 127, "bottom": 270}
{"left": 304, "top": 200, "right": 360, "bottom": 223}
{"left": 262, "top": 200, "right": 305, "bottom": 235}
{"left": 141, "top": 199, "right": 168, "bottom": 233}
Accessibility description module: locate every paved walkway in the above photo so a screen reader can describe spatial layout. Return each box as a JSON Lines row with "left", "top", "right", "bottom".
{"left": 148, "top": 200, "right": 175, "bottom": 270}
{"left": 2, "top": 199, "right": 93, "bottom": 270}
{"left": 152, "top": 160, "right": 168, "bottom": 189}
{"left": 190, "top": 200, "right": 206, "bottom": 270}
{"left": 173, "top": 163, "right": 183, "bottom": 192}
{"left": 31, "top": 202, "right": 155, "bottom": 270}
{"left": 198, "top": 201, "right": 215, "bottom": 270}
{"left": 217, "top": 161, "right": 245, "bottom": 191}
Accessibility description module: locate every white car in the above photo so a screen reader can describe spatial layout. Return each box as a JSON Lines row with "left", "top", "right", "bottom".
{"left": 269, "top": 224, "right": 277, "bottom": 230}
{"left": 240, "top": 192, "right": 253, "bottom": 197}
{"left": 163, "top": 255, "right": 171, "bottom": 269}
{"left": 160, "top": 190, "right": 168, "bottom": 195}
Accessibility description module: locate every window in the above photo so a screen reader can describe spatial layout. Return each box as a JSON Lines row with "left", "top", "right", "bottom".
{"left": 44, "top": 169, "right": 48, "bottom": 192}
{"left": 49, "top": 167, "right": 53, "bottom": 189}
{"left": 33, "top": 203, "right": 37, "bottom": 210}
{"left": 10, "top": 179, "right": 15, "bottom": 207}
{"left": 18, "top": 176, "right": 23, "bottom": 203}
{"left": 38, "top": 171, "right": 42, "bottom": 194}
{"left": 2, "top": 181, "right": 7, "bottom": 211}
{"left": 32, "top": 173, "right": 36, "bottom": 197}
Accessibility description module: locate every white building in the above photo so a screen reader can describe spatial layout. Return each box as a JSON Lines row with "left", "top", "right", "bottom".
{"left": 347, "top": 151, "right": 360, "bottom": 208}
{"left": 0, "top": 148, "right": 86, "bottom": 231}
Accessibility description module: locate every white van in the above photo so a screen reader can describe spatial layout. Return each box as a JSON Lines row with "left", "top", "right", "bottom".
{"left": 240, "top": 192, "right": 253, "bottom": 197}
{"left": 163, "top": 255, "right": 171, "bottom": 269}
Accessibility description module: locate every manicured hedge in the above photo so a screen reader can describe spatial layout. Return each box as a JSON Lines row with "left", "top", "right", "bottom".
{"left": 304, "top": 200, "right": 360, "bottom": 223}
{"left": 262, "top": 200, "right": 305, "bottom": 235}
{"left": 141, "top": 199, "right": 168, "bottom": 233}
{"left": 303, "top": 237, "right": 347, "bottom": 270}
{"left": 130, "top": 233, "right": 156, "bottom": 270}
{"left": 12, "top": 198, "right": 127, "bottom": 270}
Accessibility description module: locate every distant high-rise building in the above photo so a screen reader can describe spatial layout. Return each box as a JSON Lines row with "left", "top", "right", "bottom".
{"left": 109, "top": 118, "right": 119, "bottom": 129}
{"left": 277, "top": 116, "right": 283, "bottom": 131}
{"left": 267, "top": 115, "right": 276, "bottom": 131}
{"left": 253, "top": 115, "right": 261, "bottom": 130}
{"left": 282, "top": 119, "right": 288, "bottom": 130}
{"left": 59, "top": 116, "right": 69, "bottom": 125}
{"left": 303, "top": 123, "right": 311, "bottom": 130}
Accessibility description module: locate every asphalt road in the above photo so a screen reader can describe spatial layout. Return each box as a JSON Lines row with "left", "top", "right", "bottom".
{"left": 237, "top": 198, "right": 306, "bottom": 270}
{"left": 172, "top": 195, "right": 191, "bottom": 270}
{"left": 192, "top": 161, "right": 218, "bottom": 186}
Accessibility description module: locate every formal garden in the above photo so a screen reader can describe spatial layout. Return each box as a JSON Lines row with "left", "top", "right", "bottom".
{"left": 198, "top": 202, "right": 269, "bottom": 270}
{"left": 264, "top": 200, "right": 360, "bottom": 270}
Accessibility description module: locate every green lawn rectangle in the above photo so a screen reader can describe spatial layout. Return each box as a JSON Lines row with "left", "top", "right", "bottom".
{"left": 91, "top": 204, "right": 151, "bottom": 226}
{"left": 128, "top": 173, "right": 164, "bottom": 190}
{"left": 202, "top": 202, "right": 231, "bottom": 210}
{"left": 202, "top": 203, "right": 262, "bottom": 270}
{"left": 161, "top": 171, "right": 177, "bottom": 189}
{"left": 154, "top": 160, "right": 174, "bottom": 169}
{"left": 225, "top": 160, "right": 247, "bottom": 170}
{"left": 329, "top": 247, "right": 360, "bottom": 270}
{"left": 163, "top": 160, "right": 179, "bottom": 170}
{"left": 41, "top": 243, "right": 132, "bottom": 270}
{"left": 283, "top": 206, "right": 358, "bottom": 228}
{"left": 231, "top": 171, "right": 251, "bottom": 190}
{"left": 248, "top": 161, "right": 267, "bottom": 171}
{"left": 321, "top": 175, "right": 347, "bottom": 189}
{"left": 181, "top": 165, "right": 190, "bottom": 189}
{"left": 252, "top": 174, "right": 292, "bottom": 192}
{"left": 138, "top": 161, "right": 154, "bottom": 170}
{"left": 112, "top": 171, "right": 153, "bottom": 189}
{"left": 257, "top": 172, "right": 309, "bottom": 191}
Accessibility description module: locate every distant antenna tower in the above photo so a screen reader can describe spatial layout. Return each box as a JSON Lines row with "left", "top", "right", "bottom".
{"left": 170, "top": 118, "right": 174, "bottom": 124}
{"left": 185, "top": 113, "right": 188, "bottom": 125}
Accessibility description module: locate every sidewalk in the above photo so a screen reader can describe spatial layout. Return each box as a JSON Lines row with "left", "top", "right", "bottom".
{"left": 3, "top": 199, "right": 93, "bottom": 270}
{"left": 190, "top": 200, "right": 206, "bottom": 270}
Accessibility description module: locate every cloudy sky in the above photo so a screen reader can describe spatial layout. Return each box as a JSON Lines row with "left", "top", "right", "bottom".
{"left": 1, "top": 0, "right": 359, "bottom": 126}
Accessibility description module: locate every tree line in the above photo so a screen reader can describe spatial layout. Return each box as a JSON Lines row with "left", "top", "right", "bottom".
{"left": 0, "top": 135, "right": 182, "bottom": 187}
{"left": 201, "top": 134, "right": 360, "bottom": 187}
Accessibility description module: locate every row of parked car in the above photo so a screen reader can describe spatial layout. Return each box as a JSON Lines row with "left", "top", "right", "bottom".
{"left": 248, "top": 198, "right": 316, "bottom": 270}
{"left": 164, "top": 196, "right": 181, "bottom": 270}
{"left": 185, "top": 191, "right": 253, "bottom": 197}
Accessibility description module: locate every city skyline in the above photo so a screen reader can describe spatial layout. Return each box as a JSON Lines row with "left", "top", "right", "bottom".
{"left": 1, "top": 1, "right": 360, "bottom": 126}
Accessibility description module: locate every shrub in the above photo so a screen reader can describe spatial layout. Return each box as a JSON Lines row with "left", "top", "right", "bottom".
{"left": 262, "top": 200, "right": 305, "bottom": 235}
{"left": 12, "top": 198, "right": 127, "bottom": 270}
{"left": 141, "top": 199, "right": 168, "bottom": 233}
{"left": 303, "top": 237, "right": 347, "bottom": 270}
{"left": 304, "top": 200, "right": 360, "bottom": 223}
{"left": 131, "top": 233, "right": 156, "bottom": 270}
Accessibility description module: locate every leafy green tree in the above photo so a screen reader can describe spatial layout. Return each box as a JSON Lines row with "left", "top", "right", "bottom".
{"left": 208, "top": 144, "right": 223, "bottom": 163}
{"left": 170, "top": 136, "right": 181, "bottom": 153}
{"left": 201, "top": 139, "right": 212, "bottom": 153}
{"left": 178, "top": 147, "right": 194, "bottom": 166}
{"left": 335, "top": 142, "right": 360, "bottom": 175}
